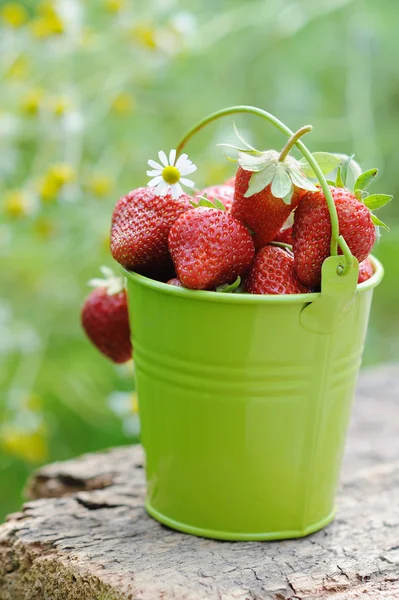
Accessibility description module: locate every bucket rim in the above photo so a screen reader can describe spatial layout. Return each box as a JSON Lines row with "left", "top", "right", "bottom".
{"left": 124, "top": 254, "right": 384, "bottom": 305}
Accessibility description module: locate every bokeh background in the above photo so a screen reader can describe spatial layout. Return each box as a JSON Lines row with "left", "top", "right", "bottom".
{"left": 1, "top": 0, "right": 398, "bottom": 520}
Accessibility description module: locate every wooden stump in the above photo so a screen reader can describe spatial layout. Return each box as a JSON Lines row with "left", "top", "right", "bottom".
{"left": 1, "top": 365, "right": 398, "bottom": 600}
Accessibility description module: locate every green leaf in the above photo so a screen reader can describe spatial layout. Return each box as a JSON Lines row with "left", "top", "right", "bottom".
{"left": 244, "top": 162, "right": 276, "bottom": 197}
{"left": 282, "top": 186, "right": 294, "bottom": 205}
{"left": 212, "top": 197, "right": 227, "bottom": 211}
{"left": 354, "top": 168, "right": 378, "bottom": 191}
{"left": 364, "top": 194, "right": 393, "bottom": 210}
{"left": 233, "top": 123, "right": 260, "bottom": 153}
{"left": 371, "top": 213, "right": 389, "bottom": 230}
{"left": 288, "top": 168, "right": 318, "bottom": 192}
{"left": 271, "top": 163, "right": 292, "bottom": 199}
{"left": 341, "top": 154, "right": 355, "bottom": 188}
{"left": 238, "top": 151, "right": 270, "bottom": 172}
{"left": 218, "top": 143, "right": 252, "bottom": 153}
{"left": 195, "top": 195, "right": 226, "bottom": 211}
{"left": 216, "top": 276, "right": 241, "bottom": 293}
{"left": 298, "top": 152, "right": 341, "bottom": 177}
{"left": 334, "top": 154, "right": 362, "bottom": 189}
{"left": 336, "top": 165, "right": 344, "bottom": 188}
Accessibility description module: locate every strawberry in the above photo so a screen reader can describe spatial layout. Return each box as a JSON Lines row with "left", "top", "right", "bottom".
{"left": 167, "top": 277, "right": 183, "bottom": 287}
{"left": 245, "top": 246, "right": 310, "bottom": 295}
{"left": 168, "top": 207, "right": 255, "bottom": 290}
{"left": 358, "top": 258, "right": 374, "bottom": 283}
{"left": 81, "top": 267, "right": 132, "bottom": 363}
{"left": 274, "top": 226, "right": 293, "bottom": 245}
{"left": 196, "top": 185, "right": 234, "bottom": 211}
{"left": 232, "top": 166, "right": 306, "bottom": 248}
{"left": 110, "top": 187, "right": 191, "bottom": 272}
{"left": 293, "top": 187, "right": 377, "bottom": 288}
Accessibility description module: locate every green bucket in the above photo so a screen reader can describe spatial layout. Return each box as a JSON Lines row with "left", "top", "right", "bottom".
{"left": 125, "top": 254, "right": 383, "bottom": 540}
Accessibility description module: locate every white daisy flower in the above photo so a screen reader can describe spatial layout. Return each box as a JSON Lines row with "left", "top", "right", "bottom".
{"left": 147, "top": 149, "right": 197, "bottom": 199}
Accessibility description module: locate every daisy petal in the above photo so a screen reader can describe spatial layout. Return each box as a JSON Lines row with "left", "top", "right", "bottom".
{"left": 146, "top": 169, "right": 162, "bottom": 177}
{"left": 175, "top": 153, "right": 188, "bottom": 169}
{"left": 171, "top": 183, "right": 184, "bottom": 198}
{"left": 158, "top": 150, "right": 169, "bottom": 166}
{"left": 148, "top": 176, "right": 163, "bottom": 187}
{"left": 148, "top": 159, "right": 163, "bottom": 170}
{"left": 180, "top": 177, "right": 195, "bottom": 188}
{"left": 169, "top": 149, "right": 176, "bottom": 165}
{"left": 155, "top": 180, "right": 170, "bottom": 196}
{"left": 180, "top": 163, "right": 197, "bottom": 176}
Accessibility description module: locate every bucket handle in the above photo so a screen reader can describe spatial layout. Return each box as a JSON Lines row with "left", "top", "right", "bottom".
{"left": 176, "top": 105, "right": 354, "bottom": 275}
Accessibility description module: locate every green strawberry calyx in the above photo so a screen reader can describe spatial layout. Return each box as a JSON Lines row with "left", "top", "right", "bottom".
{"left": 216, "top": 276, "right": 242, "bottom": 293}
{"left": 88, "top": 266, "right": 125, "bottom": 295}
{"left": 190, "top": 194, "right": 226, "bottom": 211}
{"left": 220, "top": 124, "right": 340, "bottom": 205}
{"left": 329, "top": 155, "right": 392, "bottom": 231}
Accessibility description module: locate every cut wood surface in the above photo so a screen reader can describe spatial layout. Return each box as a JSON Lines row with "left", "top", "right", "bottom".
{"left": 1, "top": 365, "right": 398, "bottom": 600}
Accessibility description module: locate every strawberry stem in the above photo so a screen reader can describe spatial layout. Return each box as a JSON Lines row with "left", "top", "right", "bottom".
{"left": 176, "top": 106, "right": 353, "bottom": 274}
{"left": 278, "top": 125, "right": 312, "bottom": 163}
{"left": 269, "top": 241, "right": 293, "bottom": 252}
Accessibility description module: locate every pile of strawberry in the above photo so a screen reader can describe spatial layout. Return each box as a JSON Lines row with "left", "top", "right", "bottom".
{"left": 81, "top": 130, "right": 392, "bottom": 363}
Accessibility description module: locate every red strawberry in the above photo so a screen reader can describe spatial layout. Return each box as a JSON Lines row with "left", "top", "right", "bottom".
{"left": 358, "top": 258, "right": 374, "bottom": 283}
{"left": 81, "top": 268, "right": 132, "bottom": 363}
{"left": 231, "top": 167, "right": 305, "bottom": 249}
{"left": 110, "top": 187, "right": 191, "bottom": 272}
{"left": 168, "top": 207, "right": 255, "bottom": 290}
{"left": 167, "top": 277, "right": 183, "bottom": 287}
{"left": 293, "top": 186, "right": 376, "bottom": 288}
{"left": 196, "top": 185, "right": 234, "bottom": 211}
{"left": 245, "top": 246, "right": 310, "bottom": 295}
{"left": 274, "top": 226, "right": 293, "bottom": 246}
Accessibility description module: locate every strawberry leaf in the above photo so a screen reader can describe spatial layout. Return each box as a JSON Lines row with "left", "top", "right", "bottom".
{"left": 334, "top": 154, "right": 362, "bottom": 189}
{"left": 233, "top": 123, "right": 260, "bottom": 153}
{"left": 354, "top": 168, "right": 378, "bottom": 191}
{"left": 244, "top": 162, "right": 276, "bottom": 197}
{"left": 288, "top": 168, "right": 318, "bottom": 192}
{"left": 271, "top": 163, "right": 292, "bottom": 199}
{"left": 336, "top": 166, "right": 344, "bottom": 188}
{"left": 238, "top": 151, "right": 270, "bottom": 172}
{"left": 371, "top": 213, "right": 389, "bottom": 230}
{"left": 298, "top": 152, "right": 341, "bottom": 177}
{"left": 216, "top": 276, "right": 241, "bottom": 293}
{"left": 282, "top": 186, "right": 294, "bottom": 205}
{"left": 212, "top": 197, "right": 227, "bottom": 211}
{"left": 341, "top": 154, "right": 355, "bottom": 188}
{"left": 364, "top": 194, "right": 393, "bottom": 210}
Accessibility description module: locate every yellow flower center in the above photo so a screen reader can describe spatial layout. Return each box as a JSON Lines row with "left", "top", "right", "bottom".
{"left": 162, "top": 166, "right": 180, "bottom": 184}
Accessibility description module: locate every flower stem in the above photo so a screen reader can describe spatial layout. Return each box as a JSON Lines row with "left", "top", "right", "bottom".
{"left": 278, "top": 125, "right": 312, "bottom": 163}
{"left": 176, "top": 105, "right": 346, "bottom": 263}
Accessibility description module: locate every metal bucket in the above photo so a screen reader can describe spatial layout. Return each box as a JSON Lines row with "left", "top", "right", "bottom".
{"left": 125, "top": 254, "right": 383, "bottom": 540}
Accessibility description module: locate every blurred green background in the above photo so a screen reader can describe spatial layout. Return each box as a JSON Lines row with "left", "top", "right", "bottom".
{"left": 1, "top": 0, "right": 398, "bottom": 520}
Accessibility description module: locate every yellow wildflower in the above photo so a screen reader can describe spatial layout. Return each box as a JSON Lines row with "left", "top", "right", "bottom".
{"left": 50, "top": 163, "right": 76, "bottom": 185}
{"left": 1, "top": 2, "right": 27, "bottom": 28}
{"left": 5, "top": 55, "right": 29, "bottom": 80}
{"left": 39, "top": 164, "right": 75, "bottom": 202}
{"left": 20, "top": 88, "right": 44, "bottom": 116}
{"left": 87, "top": 173, "right": 113, "bottom": 197}
{"left": 111, "top": 91, "right": 135, "bottom": 114}
{"left": 1, "top": 427, "right": 48, "bottom": 463}
{"left": 51, "top": 96, "right": 71, "bottom": 117}
{"left": 30, "top": 3, "right": 64, "bottom": 39}
{"left": 130, "top": 24, "right": 157, "bottom": 49}
{"left": 4, "top": 190, "right": 29, "bottom": 218}
{"left": 34, "top": 217, "right": 56, "bottom": 239}
{"left": 105, "top": 0, "right": 124, "bottom": 12}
